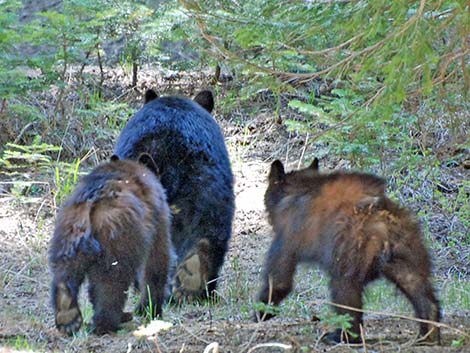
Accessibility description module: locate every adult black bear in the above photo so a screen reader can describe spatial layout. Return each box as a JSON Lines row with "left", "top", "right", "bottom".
{"left": 49, "top": 155, "right": 173, "bottom": 335}
{"left": 256, "top": 159, "right": 440, "bottom": 344}
{"left": 114, "top": 90, "right": 234, "bottom": 301}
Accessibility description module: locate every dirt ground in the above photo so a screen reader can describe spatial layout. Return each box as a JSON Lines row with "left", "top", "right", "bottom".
{"left": 1, "top": 69, "right": 470, "bottom": 353}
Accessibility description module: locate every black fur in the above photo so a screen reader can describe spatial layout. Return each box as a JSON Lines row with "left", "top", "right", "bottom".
{"left": 144, "top": 89, "right": 158, "bottom": 104}
{"left": 114, "top": 91, "right": 234, "bottom": 300}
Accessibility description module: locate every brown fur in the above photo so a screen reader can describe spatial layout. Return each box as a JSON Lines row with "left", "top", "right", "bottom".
{"left": 257, "top": 159, "right": 440, "bottom": 344}
{"left": 49, "top": 155, "right": 173, "bottom": 335}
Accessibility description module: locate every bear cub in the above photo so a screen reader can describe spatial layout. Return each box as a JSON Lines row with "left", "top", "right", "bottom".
{"left": 256, "top": 159, "right": 440, "bottom": 344}
{"left": 49, "top": 154, "right": 173, "bottom": 335}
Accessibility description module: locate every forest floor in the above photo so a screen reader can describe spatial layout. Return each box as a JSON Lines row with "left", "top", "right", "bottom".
{"left": 0, "top": 68, "right": 469, "bottom": 353}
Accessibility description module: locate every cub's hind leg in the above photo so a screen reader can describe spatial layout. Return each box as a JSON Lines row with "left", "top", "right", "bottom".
{"left": 326, "top": 277, "right": 364, "bottom": 344}
{"left": 382, "top": 259, "right": 441, "bottom": 344}
{"left": 136, "top": 250, "right": 170, "bottom": 318}
{"left": 52, "top": 277, "right": 83, "bottom": 335}
{"left": 87, "top": 268, "right": 132, "bottom": 335}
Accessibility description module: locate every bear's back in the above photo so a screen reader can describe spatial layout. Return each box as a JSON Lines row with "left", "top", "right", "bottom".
{"left": 115, "top": 97, "right": 229, "bottom": 165}
{"left": 114, "top": 96, "right": 233, "bottom": 202}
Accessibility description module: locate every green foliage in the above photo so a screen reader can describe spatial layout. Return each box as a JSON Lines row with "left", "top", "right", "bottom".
{"left": 0, "top": 0, "right": 201, "bottom": 152}
{"left": 443, "top": 278, "right": 470, "bottom": 310}
{"left": 142, "top": 285, "right": 155, "bottom": 324}
{"left": 252, "top": 301, "right": 281, "bottom": 318}
{"left": 183, "top": 0, "right": 470, "bottom": 166}
{"left": 319, "top": 311, "right": 357, "bottom": 339}
{"left": 18, "top": 0, "right": 157, "bottom": 86}
{"left": 0, "top": 136, "right": 84, "bottom": 204}
{"left": 7, "top": 335, "right": 34, "bottom": 351}
{"left": 452, "top": 336, "right": 467, "bottom": 347}
{"left": 363, "top": 279, "right": 411, "bottom": 313}
{"left": 0, "top": 0, "right": 30, "bottom": 98}
{"left": 76, "top": 90, "right": 133, "bottom": 131}
{"left": 102, "top": 2, "right": 154, "bottom": 70}
{"left": 142, "top": 2, "right": 201, "bottom": 69}
{"left": 225, "top": 255, "right": 252, "bottom": 303}
{"left": 436, "top": 180, "right": 470, "bottom": 243}
{"left": 54, "top": 158, "right": 81, "bottom": 205}
{"left": 0, "top": 0, "right": 179, "bottom": 98}
{"left": 0, "top": 137, "right": 61, "bottom": 175}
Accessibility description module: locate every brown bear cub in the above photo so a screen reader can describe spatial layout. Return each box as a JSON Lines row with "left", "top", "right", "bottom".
{"left": 49, "top": 154, "right": 173, "bottom": 335}
{"left": 256, "top": 159, "right": 440, "bottom": 344}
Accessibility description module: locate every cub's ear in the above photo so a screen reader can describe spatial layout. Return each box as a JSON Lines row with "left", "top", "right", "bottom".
{"left": 269, "top": 160, "right": 285, "bottom": 183}
{"left": 144, "top": 89, "right": 158, "bottom": 104}
{"left": 110, "top": 154, "right": 120, "bottom": 162}
{"left": 193, "top": 90, "right": 214, "bottom": 113}
{"left": 138, "top": 153, "right": 160, "bottom": 176}
{"left": 309, "top": 157, "right": 319, "bottom": 171}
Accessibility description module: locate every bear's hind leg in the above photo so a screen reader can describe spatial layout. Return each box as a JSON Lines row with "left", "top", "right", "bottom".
{"left": 326, "top": 278, "right": 364, "bottom": 344}
{"left": 172, "top": 239, "right": 211, "bottom": 303}
{"left": 52, "top": 279, "right": 83, "bottom": 335}
{"left": 88, "top": 271, "right": 131, "bottom": 335}
{"left": 136, "top": 236, "right": 171, "bottom": 318}
{"left": 382, "top": 260, "right": 441, "bottom": 344}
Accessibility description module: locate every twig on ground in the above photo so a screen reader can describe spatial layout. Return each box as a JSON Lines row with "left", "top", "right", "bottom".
{"left": 297, "top": 132, "right": 309, "bottom": 169}
{"left": 324, "top": 300, "right": 470, "bottom": 339}
{"left": 247, "top": 343, "right": 292, "bottom": 353}
{"left": 360, "top": 324, "right": 367, "bottom": 353}
{"left": 179, "top": 325, "right": 211, "bottom": 345}
{"left": 203, "top": 342, "right": 219, "bottom": 353}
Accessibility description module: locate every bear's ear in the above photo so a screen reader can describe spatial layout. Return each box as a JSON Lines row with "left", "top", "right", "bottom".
{"left": 110, "top": 154, "right": 120, "bottom": 162}
{"left": 193, "top": 90, "right": 214, "bottom": 113}
{"left": 138, "top": 152, "right": 159, "bottom": 176}
{"left": 144, "top": 89, "right": 158, "bottom": 104}
{"left": 309, "top": 157, "right": 319, "bottom": 171}
{"left": 269, "top": 160, "right": 285, "bottom": 184}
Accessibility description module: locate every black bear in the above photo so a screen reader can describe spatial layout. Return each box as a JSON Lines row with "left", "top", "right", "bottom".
{"left": 256, "top": 159, "right": 440, "bottom": 344}
{"left": 49, "top": 154, "right": 173, "bottom": 335}
{"left": 114, "top": 90, "right": 234, "bottom": 301}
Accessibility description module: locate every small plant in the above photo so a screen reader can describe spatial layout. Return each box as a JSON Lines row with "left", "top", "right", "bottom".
{"left": 143, "top": 285, "right": 155, "bottom": 324}
{"left": 4, "top": 335, "right": 46, "bottom": 352}
{"left": 81, "top": 301, "right": 94, "bottom": 328}
{"left": 319, "top": 312, "right": 357, "bottom": 341}
{"left": 12, "top": 336, "right": 32, "bottom": 351}
{"left": 0, "top": 136, "right": 89, "bottom": 206}
{"left": 452, "top": 336, "right": 467, "bottom": 347}
{"left": 0, "top": 137, "right": 65, "bottom": 203}
{"left": 53, "top": 158, "right": 81, "bottom": 206}
{"left": 0, "top": 137, "right": 61, "bottom": 175}
{"left": 253, "top": 301, "right": 281, "bottom": 319}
